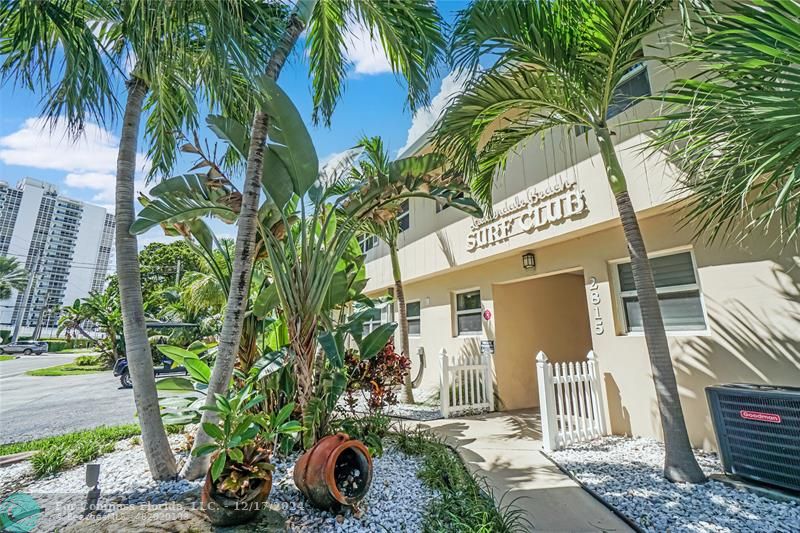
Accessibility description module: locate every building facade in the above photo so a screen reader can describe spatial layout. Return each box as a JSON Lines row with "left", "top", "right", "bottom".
{"left": 363, "top": 44, "right": 800, "bottom": 451}
{"left": 0, "top": 178, "right": 115, "bottom": 332}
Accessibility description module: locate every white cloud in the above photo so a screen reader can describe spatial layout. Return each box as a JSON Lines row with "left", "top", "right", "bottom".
{"left": 345, "top": 23, "right": 392, "bottom": 75}
{"left": 397, "top": 71, "right": 470, "bottom": 156}
{"left": 0, "top": 117, "right": 149, "bottom": 174}
{"left": 63, "top": 171, "right": 150, "bottom": 209}
{"left": 0, "top": 117, "right": 151, "bottom": 209}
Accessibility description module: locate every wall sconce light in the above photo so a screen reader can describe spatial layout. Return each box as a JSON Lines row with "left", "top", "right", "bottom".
{"left": 522, "top": 251, "right": 536, "bottom": 270}
{"left": 425, "top": 296, "right": 431, "bottom": 306}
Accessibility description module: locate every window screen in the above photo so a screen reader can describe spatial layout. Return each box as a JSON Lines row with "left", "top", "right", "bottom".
{"left": 617, "top": 251, "right": 706, "bottom": 332}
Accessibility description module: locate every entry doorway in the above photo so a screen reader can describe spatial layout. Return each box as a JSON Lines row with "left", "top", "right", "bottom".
{"left": 493, "top": 269, "right": 593, "bottom": 410}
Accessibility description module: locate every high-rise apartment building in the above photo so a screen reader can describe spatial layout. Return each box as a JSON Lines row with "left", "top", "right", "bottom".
{"left": 0, "top": 178, "right": 115, "bottom": 331}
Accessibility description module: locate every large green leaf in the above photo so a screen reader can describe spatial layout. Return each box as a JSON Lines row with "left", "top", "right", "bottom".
{"left": 257, "top": 76, "right": 319, "bottom": 199}
{"left": 323, "top": 269, "right": 351, "bottom": 310}
{"left": 132, "top": 174, "right": 238, "bottom": 235}
{"left": 262, "top": 147, "right": 294, "bottom": 209}
{"left": 211, "top": 451, "right": 227, "bottom": 481}
{"left": 156, "top": 376, "right": 196, "bottom": 392}
{"left": 208, "top": 114, "right": 292, "bottom": 208}
{"left": 358, "top": 322, "right": 397, "bottom": 359}
{"left": 156, "top": 345, "right": 199, "bottom": 366}
{"left": 207, "top": 115, "right": 249, "bottom": 157}
{"left": 253, "top": 283, "right": 280, "bottom": 319}
{"left": 319, "top": 331, "right": 344, "bottom": 368}
{"left": 184, "top": 358, "right": 211, "bottom": 384}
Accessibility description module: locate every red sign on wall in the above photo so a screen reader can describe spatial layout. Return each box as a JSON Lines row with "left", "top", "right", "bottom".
{"left": 483, "top": 309, "right": 492, "bottom": 321}
{"left": 740, "top": 410, "right": 782, "bottom": 424}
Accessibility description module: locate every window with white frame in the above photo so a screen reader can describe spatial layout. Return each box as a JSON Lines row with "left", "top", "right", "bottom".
{"left": 357, "top": 234, "right": 377, "bottom": 253}
{"left": 455, "top": 289, "right": 482, "bottom": 335}
{"left": 363, "top": 307, "right": 383, "bottom": 335}
{"left": 397, "top": 200, "right": 410, "bottom": 232}
{"left": 616, "top": 251, "right": 706, "bottom": 333}
{"left": 406, "top": 300, "right": 421, "bottom": 336}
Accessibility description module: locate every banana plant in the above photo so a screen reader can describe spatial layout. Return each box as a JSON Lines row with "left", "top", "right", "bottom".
{"left": 155, "top": 343, "right": 216, "bottom": 425}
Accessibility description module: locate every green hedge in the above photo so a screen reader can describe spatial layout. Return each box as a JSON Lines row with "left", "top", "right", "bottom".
{"left": 39, "top": 338, "right": 93, "bottom": 352}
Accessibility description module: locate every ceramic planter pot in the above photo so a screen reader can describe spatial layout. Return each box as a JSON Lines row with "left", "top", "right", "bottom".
{"left": 201, "top": 469, "right": 273, "bottom": 526}
{"left": 294, "top": 433, "right": 373, "bottom": 511}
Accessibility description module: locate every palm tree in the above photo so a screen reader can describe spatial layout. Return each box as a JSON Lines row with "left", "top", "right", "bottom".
{"left": 434, "top": 0, "right": 706, "bottom": 483}
{"left": 187, "top": 0, "right": 447, "bottom": 478}
{"left": 349, "top": 136, "right": 421, "bottom": 405}
{"left": 654, "top": 1, "right": 800, "bottom": 245}
{"left": 0, "top": 0, "right": 283, "bottom": 480}
{"left": 0, "top": 256, "right": 27, "bottom": 300}
{"left": 58, "top": 288, "right": 123, "bottom": 365}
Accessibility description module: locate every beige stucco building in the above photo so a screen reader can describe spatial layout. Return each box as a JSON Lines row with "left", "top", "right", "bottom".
{"left": 362, "top": 41, "right": 800, "bottom": 451}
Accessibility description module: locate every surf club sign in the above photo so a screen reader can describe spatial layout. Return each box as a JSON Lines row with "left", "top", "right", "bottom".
{"left": 466, "top": 177, "right": 587, "bottom": 252}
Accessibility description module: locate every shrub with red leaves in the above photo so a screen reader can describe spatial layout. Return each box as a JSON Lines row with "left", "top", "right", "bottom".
{"left": 345, "top": 338, "right": 410, "bottom": 413}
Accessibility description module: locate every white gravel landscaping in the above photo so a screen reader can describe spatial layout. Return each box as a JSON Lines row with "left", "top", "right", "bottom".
{"left": 0, "top": 434, "right": 438, "bottom": 532}
{"left": 550, "top": 436, "right": 800, "bottom": 533}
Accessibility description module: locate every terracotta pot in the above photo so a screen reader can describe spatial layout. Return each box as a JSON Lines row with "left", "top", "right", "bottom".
{"left": 294, "top": 433, "right": 373, "bottom": 511}
{"left": 200, "top": 469, "right": 273, "bottom": 526}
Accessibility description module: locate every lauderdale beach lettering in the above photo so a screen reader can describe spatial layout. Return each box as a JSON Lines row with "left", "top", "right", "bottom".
{"left": 466, "top": 177, "right": 587, "bottom": 251}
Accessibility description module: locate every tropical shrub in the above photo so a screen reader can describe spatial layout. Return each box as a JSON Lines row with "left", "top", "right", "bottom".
{"left": 74, "top": 355, "right": 102, "bottom": 367}
{"left": 344, "top": 339, "right": 410, "bottom": 413}
{"left": 332, "top": 339, "right": 409, "bottom": 456}
{"left": 192, "top": 385, "right": 301, "bottom": 496}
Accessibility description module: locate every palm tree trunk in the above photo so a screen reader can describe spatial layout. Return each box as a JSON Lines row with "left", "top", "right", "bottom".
{"left": 596, "top": 127, "right": 706, "bottom": 483}
{"left": 182, "top": 14, "right": 307, "bottom": 480}
{"left": 116, "top": 77, "right": 177, "bottom": 480}
{"left": 391, "top": 244, "right": 415, "bottom": 404}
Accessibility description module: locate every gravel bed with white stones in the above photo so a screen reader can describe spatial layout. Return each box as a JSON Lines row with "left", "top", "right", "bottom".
{"left": 550, "top": 436, "right": 800, "bottom": 533}
{"left": 0, "top": 433, "right": 438, "bottom": 532}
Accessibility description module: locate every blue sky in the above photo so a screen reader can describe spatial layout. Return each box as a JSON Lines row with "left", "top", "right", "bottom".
{"left": 0, "top": 1, "right": 468, "bottom": 247}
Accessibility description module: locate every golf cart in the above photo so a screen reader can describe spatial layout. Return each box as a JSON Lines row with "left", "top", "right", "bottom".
{"left": 112, "top": 320, "right": 197, "bottom": 388}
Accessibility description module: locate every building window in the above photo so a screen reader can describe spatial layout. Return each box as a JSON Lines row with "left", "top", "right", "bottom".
{"left": 616, "top": 251, "right": 706, "bottom": 333}
{"left": 397, "top": 200, "right": 410, "bottom": 232}
{"left": 406, "top": 300, "right": 421, "bottom": 336}
{"left": 358, "top": 234, "right": 377, "bottom": 253}
{"left": 455, "top": 289, "right": 482, "bottom": 335}
{"left": 363, "top": 307, "right": 383, "bottom": 335}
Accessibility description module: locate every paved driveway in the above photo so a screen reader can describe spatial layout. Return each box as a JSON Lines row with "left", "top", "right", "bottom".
{"left": 0, "top": 354, "right": 137, "bottom": 444}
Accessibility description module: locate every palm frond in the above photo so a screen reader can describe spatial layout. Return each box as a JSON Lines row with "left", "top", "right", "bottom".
{"left": 308, "top": 0, "right": 446, "bottom": 125}
{"left": 436, "top": 0, "right": 682, "bottom": 208}
{"left": 307, "top": 0, "right": 348, "bottom": 126}
{"left": 0, "top": 0, "right": 118, "bottom": 133}
{"left": 654, "top": 0, "right": 800, "bottom": 242}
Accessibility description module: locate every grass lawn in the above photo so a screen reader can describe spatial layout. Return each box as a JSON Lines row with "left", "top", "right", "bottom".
{"left": 0, "top": 424, "right": 182, "bottom": 477}
{"left": 26, "top": 362, "right": 108, "bottom": 376}
{"left": 0, "top": 355, "right": 15, "bottom": 361}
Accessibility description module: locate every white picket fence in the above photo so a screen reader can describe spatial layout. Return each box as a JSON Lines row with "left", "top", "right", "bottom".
{"left": 440, "top": 348, "right": 495, "bottom": 418}
{"left": 536, "top": 350, "right": 606, "bottom": 451}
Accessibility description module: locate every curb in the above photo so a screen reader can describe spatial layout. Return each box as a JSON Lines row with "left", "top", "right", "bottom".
{"left": 540, "top": 450, "right": 644, "bottom": 533}
{"left": 0, "top": 451, "right": 35, "bottom": 468}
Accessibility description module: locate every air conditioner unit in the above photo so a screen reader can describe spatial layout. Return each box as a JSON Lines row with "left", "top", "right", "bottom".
{"left": 706, "top": 383, "right": 800, "bottom": 493}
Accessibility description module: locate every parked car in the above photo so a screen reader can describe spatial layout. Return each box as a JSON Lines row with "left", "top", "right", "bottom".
{"left": 113, "top": 355, "right": 187, "bottom": 388}
{"left": 0, "top": 340, "right": 48, "bottom": 355}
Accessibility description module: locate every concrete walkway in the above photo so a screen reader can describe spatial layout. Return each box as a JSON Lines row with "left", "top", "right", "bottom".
{"left": 418, "top": 409, "right": 633, "bottom": 533}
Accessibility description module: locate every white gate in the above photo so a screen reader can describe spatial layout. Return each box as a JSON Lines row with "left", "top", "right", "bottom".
{"left": 439, "top": 348, "right": 495, "bottom": 418}
{"left": 536, "top": 350, "right": 606, "bottom": 451}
